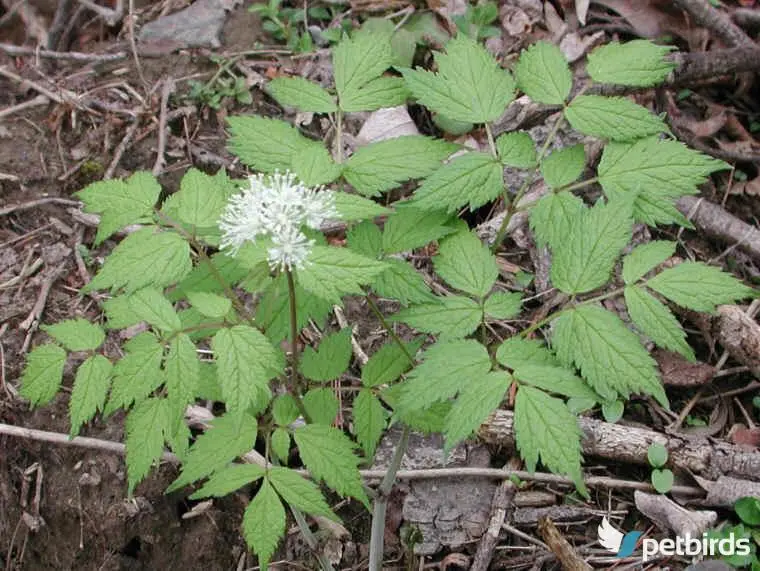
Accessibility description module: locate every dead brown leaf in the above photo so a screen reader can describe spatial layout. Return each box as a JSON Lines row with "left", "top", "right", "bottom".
{"left": 729, "top": 424, "right": 760, "bottom": 448}
{"left": 730, "top": 176, "right": 760, "bottom": 196}
{"left": 654, "top": 349, "right": 715, "bottom": 387}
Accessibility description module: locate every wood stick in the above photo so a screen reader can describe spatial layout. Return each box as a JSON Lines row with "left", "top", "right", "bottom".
{"left": 0, "top": 42, "right": 127, "bottom": 62}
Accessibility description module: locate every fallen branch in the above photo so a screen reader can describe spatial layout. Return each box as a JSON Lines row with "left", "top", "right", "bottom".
{"left": 673, "top": 0, "right": 755, "bottom": 48}
{"left": 537, "top": 517, "right": 592, "bottom": 571}
{"left": 480, "top": 410, "right": 760, "bottom": 481}
{"left": 0, "top": 197, "right": 81, "bottom": 217}
{"left": 0, "top": 42, "right": 127, "bottom": 61}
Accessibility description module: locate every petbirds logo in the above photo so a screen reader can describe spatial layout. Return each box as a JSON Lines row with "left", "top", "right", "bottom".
{"left": 598, "top": 517, "right": 642, "bottom": 558}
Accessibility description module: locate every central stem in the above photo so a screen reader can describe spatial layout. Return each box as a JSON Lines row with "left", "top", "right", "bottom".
{"left": 286, "top": 269, "right": 300, "bottom": 388}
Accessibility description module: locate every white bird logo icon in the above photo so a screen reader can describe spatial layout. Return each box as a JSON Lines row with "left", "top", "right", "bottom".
{"left": 597, "top": 517, "right": 624, "bottom": 553}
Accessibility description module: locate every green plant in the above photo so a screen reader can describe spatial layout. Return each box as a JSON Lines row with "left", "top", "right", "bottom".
{"left": 188, "top": 55, "right": 252, "bottom": 110}
{"left": 646, "top": 442, "right": 673, "bottom": 494}
{"left": 251, "top": 0, "right": 349, "bottom": 52}
{"left": 19, "top": 27, "right": 757, "bottom": 569}
{"left": 453, "top": 1, "right": 500, "bottom": 40}
{"left": 707, "top": 496, "right": 760, "bottom": 569}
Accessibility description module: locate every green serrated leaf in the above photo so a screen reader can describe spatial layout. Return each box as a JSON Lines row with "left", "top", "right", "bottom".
{"left": 514, "top": 41, "right": 572, "bottom": 105}
{"left": 598, "top": 138, "right": 729, "bottom": 226}
{"left": 272, "top": 394, "right": 300, "bottom": 426}
{"left": 343, "top": 136, "right": 457, "bottom": 196}
{"left": 161, "top": 168, "right": 235, "bottom": 231}
{"left": 587, "top": 40, "right": 676, "bottom": 87}
{"left": 195, "top": 362, "right": 223, "bottom": 402}
{"left": 552, "top": 304, "right": 667, "bottom": 406}
{"left": 168, "top": 412, "right": 258, "bottom": 491}
{"left": 353, "top": 389, "right": 386, "bottom": 458}
{"left": 622, "top": 241, "right": 676, "bottom": 284}
{"left": 529, "top": 191, "right": 584, "bottom": 250}
{"left": 333, "top": 192, "right": 391, "bottom": 222}
{"left": 105, "top": 333, "right": 164, "bottom": 414}
{"left": 444, "top": 371, "right": 509, "bottom": 449}
{"left": 127, "top": 288, "right": 181, "bottom": 332}
{"left": 646, "top": 262, "right": 756, "bottom": 312}
{"left": 334, "top": 29, "right": 393, "bottom": 101}
{"left": 390, "top": 295, "right": 483, "bottom": 339}
{"left": 243, "top": 481, "right": 285, "bottom": 569}
{"left": 496, "top": 337, "right": 560, "bottom": 370}
{"left": 227, "top": 115, "right": 312, "bottom": 173}
{"left": 514, "top": 386, "right": 586, "bottom": 496}
{"left": 69, "top": 355, "right": 112, "bottom": 436}
{"left": 413, "top": 152, "right": 503, "bottom": 213}
{"left": 42, "top": 318, "right": 105, "bottom": 351}
{"left": 296, "top": 245, "right": 387, "bottom": 304}
{"left": 292, "top": 142, "right": 342, "bottom": 186}
{"left": 271, "top": 427, "right": 290, "bottom": 462}
{"left": 513, "top": 364, "right": 599, "bottom": 401}
{"left": 340, "top": 76, "right": 409, "bottom": 112}
{"left": 76, "top": 171, "right": 160, "bottom": 245}
{"left": 256, "top": 276, "right": 332, "bottom": 343}
{"left": 269, "top": 466, "right": 336, "bottom": 519}
{"left": 398, "top": 339, "right": 491, "bottom": 411}
{"left": 303, "top": 388, "right": 339, "bottom": 425}
{"left": 212, "top": 326, "right": 282, "bottom": 414}
{"left": 540, "top": 144, "right": 585, "bottom": 189}
{"left": 190, "top": 464, "right": 266, "bottom": 499}
{"left": 187, "top": 291, "right": 232, "bottom": 319}
{"left": 565, "top": 95, "right": 667, "bottom": 141}
{"left": 625, "top": 285, "right": 695, "bottom": 361}
{"left": 361, "top": 338, "right": 421, "bottom": 387}
{"left": 85, "top": 227, "right": 192, "bottom": 294}
{"left": 103, "top": 295, "right": 141, "bottom": 329}
{"left": 495, "top": 131, "right": 537, "bottom": 168}
{"left": 268, "top": 76, "right": 337, "bottom": 113}
{"left": 301, "top": 329, "right": 353, "bottom": 382}
{"left": 347, "top": 220, "right": 382, "bottom": 259}
{"left": 165, "top": 333, "right": 200, "bottom": 427}
{"left": 293, "top": 424, "right": 369, "bottom": 507}
{"left": 371, "top": 258, "right": 436, "bottom": 305}
{"left": 125, "top": 397, "right": 169, "bottom": 494}
{"left": 434, "top": 229, "right": 498, "bottom": 298}
{"left": 551, "top": 198, "right": 633, "bottom": 294}
{"left": 169, "top": 253, "right": 248, "bottom": 302}
{"left": 381, "top": 205, "right": 455, "bottom": 254}
{"left": 401, "top": 35, "right": 514, "bottom": 123}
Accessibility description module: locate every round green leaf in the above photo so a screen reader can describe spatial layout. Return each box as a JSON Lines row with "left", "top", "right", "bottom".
{"left": 735, "top": 497, "right": 760, "bottom": 527}
{"left": 651, "top": 468, "right": 674, "bottom": 494}
{"left": 647, "top": 442, "right": 668, "bottom": 468}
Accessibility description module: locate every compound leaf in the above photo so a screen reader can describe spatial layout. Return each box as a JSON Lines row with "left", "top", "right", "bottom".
{"left": 529, "top": 191, "right": 584, "bottom": 250}
{"left": 333, "top": 192, "right": 391, "bottom": 222}
{"left": 269, "top": 467, "right": 335, "bottom": 519}
{"left": 353, "top": 389, "right": 386, "bottom": 458}
{"left": 161, "top": 168, "right": 235, "bottom": 230}
{"left": 484, "top": 292, "right": 523, "bottom": 320}
{"left": 513, "top": 364, "right": 599, "bottom": 401}
{"left": 334, "top": 29, "right": 393, "bottom": 101}
{"left": 268, "top": 76, "right": 337, "bottom": 113}
{"left": 20, "top": 344, "right": 67, "bottom": 406}
{"left": 390, "top": 295, "right": 483, "bottom": 339}
{"left": 587, "top": 40, "right": 675, "bottom": 87}
{"left": 495, "top": 131, "right": 537, "bottom": 168}
{"left": 434, "top": 229, "right": 498, "bottom": 298}
{"left": 187, "top": 291, "right": 232, "bottom": 319}
{"left": 444, "top": 371, "right": 509, "bottom": 450}
{"left": 105, "top": 333, "right": 164, "bottom": 414}
{"left": 69, "top": 354, "right": 112, "bottom": 436}
{"left": 540, "top": 144, "right": 585, "bottom": 189}
{"left": 227, "top": 115, "right": 312, "bottom": 173}
{"left": 381, "top": 206, "right": 455, "bottom": 254}
{"left": 622, "top": 241, "right": 676, "bottom": 284}
{"left": 190, "top": 464, "right": 266, "bottom": 499}
{"left": 565, "top": 95, "right": 667, "bottom": 141}
{"left": 243, "top": 481, "right": 285, "bottom": 570}
{"left": 125, "top": 396, "right": 169, "bottom": 494}
{"left": 514, "top": 41, "right": 572, "bottom": 105}
{"left": 164, "top": 333, "right": 200, "bottom": 427}
{"left": 496, "top": 337, "right": 560, "bottom": 370}
{"left": 42, "top": 318, "right": 105, "bottom": 351}
{"left": 303, "top": 388, "right": 339, "bottom": 425}
{"left": 371, "top": 258, "right": 436, "bottom": 305}
{"left": 301, "top": 328, "right": 353, "bottom": 382}
{"left": 339, "top": 76, "right": 409, "bottom": 112}
{"left": 127, "top": 288, "right": 181, "bottom": 332}
{"left": 361, "top": 338, "right": 422, "bottom": 388}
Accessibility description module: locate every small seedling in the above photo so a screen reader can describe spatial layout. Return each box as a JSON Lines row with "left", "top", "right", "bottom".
{"left": 647, "top": 442, "right": 673, "bottom": 494}
{"left": 453, "top": 1, "right": 500, "bottom": 40}
{"left": 706, "top": 497, "right": 760, "bottom": 569}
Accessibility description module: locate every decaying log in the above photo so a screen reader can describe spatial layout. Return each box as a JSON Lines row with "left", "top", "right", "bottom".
{"left": 480, "top": 410, "right": 760, "bottom": 481}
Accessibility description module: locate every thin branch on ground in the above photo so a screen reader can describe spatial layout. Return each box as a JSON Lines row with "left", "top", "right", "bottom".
{"left": 0, "top": 42, "right": 127, "bottom": 62}
{"left": 0, "top": 198, "right": 81, "bottom": 217}
{"left": 152, "top": 78, "right": 175, "bottom": 176}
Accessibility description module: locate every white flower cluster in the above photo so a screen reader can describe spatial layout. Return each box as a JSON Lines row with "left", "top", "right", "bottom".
{"left": 218, "top": 171, "right": 336, "bottom": 271}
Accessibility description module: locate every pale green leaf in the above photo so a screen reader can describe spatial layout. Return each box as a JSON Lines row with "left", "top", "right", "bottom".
{"left": 371, "top": 258, "right": 436, "bottom": 305}
{"left": 187, "top": 291, "right": 232, "bottom": 319}
{"left": 484, "top": 292, "right": 523, "bottom": 319}
{"left": 565, "top": 95, "right": 667, "bottom": 141}
{"left": 303, "top": 388, "right": 339, "bottom": 425}
{"left": 540, "top": 144, "right": 585, "bottom": 189}
{"left": 42, "top": 318, "right": 105, "bottom": 351}
{"left": 212, "top": 326, "right": 283, "bottom": 414}
{"left": 622, "top": 241, "right": 676, "bottom": 284}
{"left": 105, "top": 333, "right": 164, "bottom": 414}
{"left": 496, "top": 337, "right": 559, "bottom": 370}
{"left": 343, "top": 136, "right": 457, "bottom": 196}
{"left": 190, "top": 464, "right": 265, "bottom": 499}
{"left": 125, "top": 397, "right": 169, "bottom": 494}
{"left": 381, "top": 206, "right": 455, "bottom": 254}
{"left": 334, "top": 29, "right": 393, "bottom": 100}
{"left": 165, "top": 333, "right": 200, "bottom": 426}
{"left": 433, "top": 229, "right": 498, "bottom": 298}
{"left": 168, "top": 412, "right": 258, "bottom": 491}
{"left": 400, "top": 35, "right": 515, "bottom": 123}
{"left": 353, "top": 389, "right": 386, "bottom": 457}
{"left": 268, "top": 76, "right": 337, "bottom": 113}
{"left": 271, "top": 428, "right": 290, "bottom": 462}
{"left": 293, "top": 424, "right": 369, "bottom": 507}
{"left": 227, "top": 115, "right": 312, "bottom": 173}
{"left": 301, "top": 329, "right": 353, "bottom": 382}
{"left": 272, "top": 394, "right": 300, "bottom": 426}
{"left": 624, "top": 285, "right": 695, "bottom": 361}
{"left": 347, "top": 221, "right": 382, "bottom": 259}
{"left": 514, "top": 41, "right": 572, "bottom": 105}
{"left": 587, "top": 40, "right": 676, "bottom": 87}
{"left": 413, "top": 152, "right": 503, "bottom": 213}
{"left": 69, "top": 355, "right": 112, "bottom": 436}
{"left": 297, "top": 245, "right": 387, "bottom": 304}
{"left": 551, "top": 198, "right": 633, "bottom": 294}
{"left": 361, "top": 338, "right": 422, "bottom": 387}
{"left": 340, "top": 76, "right": 409, "bottom": 112}
{"left": 444, "top": 371, "right": 509, "bottom": 449}
{"left": 256, "top": 275, "right": 332, "bottom": 343}
{"left": 495, "top": 131, "right": 536, "bottom": 168}
{"left": 514, "top": 386, "right": 586, "bottom": 495}
{"left": 333, "top": 192, "right": 391, "bottom": 222}
{"left": 269, "top": 467, "right": 335, "bottom": 519}
{"left": 398, "top": 339, "right": 491, "bottom": 411}
{"left": 20, "top": 344, "right": 66, "bottom": 406}
{"left": 390, "top": 295, "right": 483, "bottom": 339}
{"left": 598, "top": 138, "right": 729, "bottom": 226}
{"left": 85, "top": 227, "right": 192, "bottom": 294}
{"left": 646, "top": 262, "right": 756, "bottom": 313}
{"left": 552, "top": 304, "right": 667, "bottom": 406}
{"left": 291, "top": 142, "right": 342, "bottom": 186}
{"left": 513, "top": 364, "right": 599, "bottom": 401}
{"left": 161, "top": 168, "right": 235, "bottom": 230}
{"left": 76, "top": 171, "right": 160, "bottom": 245}
{"left": 195, "top": 362, "right": 223, "bottom": 402}
{"left": 127, "top": 288, "right": 181, "bottom": 332}
{"left": 529, "top": 191, "right": 584, "bottom": 250}
{"left": 169, "top": 253, "right": 247, "bottom": 301}
{"left": 243, "top": 481, "right": 285, "bottom": 570}
{"left": 103, "top": 295, "right": 141, "bottom": 329}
